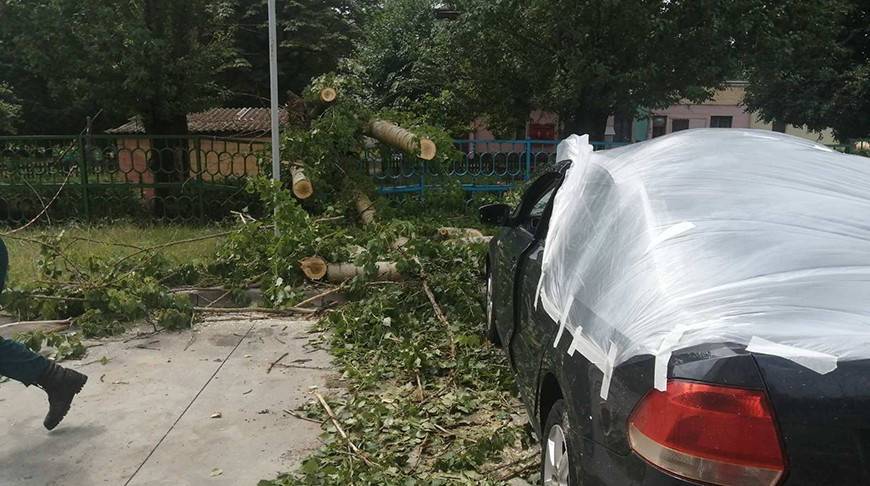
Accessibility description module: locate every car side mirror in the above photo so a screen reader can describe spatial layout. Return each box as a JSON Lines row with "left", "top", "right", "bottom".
{"left": 479, "top": 204, "right": 512, "bottom": 226}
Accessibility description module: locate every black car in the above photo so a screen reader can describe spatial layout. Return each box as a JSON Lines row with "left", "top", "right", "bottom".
{"left": 481, "top": 131, "right": 870, "bottom": 486}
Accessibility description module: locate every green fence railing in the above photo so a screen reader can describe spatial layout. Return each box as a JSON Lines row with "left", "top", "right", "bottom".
{"left": 0, "top": 134, "right": 267, "bottom": 225}
{"left": 4, "top": 134, "right": 588, "bottom": 225}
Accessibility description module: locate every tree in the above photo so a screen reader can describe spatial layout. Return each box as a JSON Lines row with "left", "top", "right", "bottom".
{"left": 741, "top": 0, "right": 869, "bottom": 140}
{"left": 223, "top": 0, "right": 372, "bottom": 106}
{"left": 1, "top": 0, "right": 241, "bottom": 215}
{"left": 0, "top": 0, "right": 372, "bottom": 134}
{"left": 347, "top": 0, "right": 473, "bottom": 135}
{"left": 1, "top": 0, "right": 239, "bottom": 136}
{"left": 0, "top": 2, "right": 104, "bottom": 134}
{"left": 453, "top": 0, "right": 745, "bottom": 140}
{"left": 0, "top": 83, "right": 22, "bottom": 134}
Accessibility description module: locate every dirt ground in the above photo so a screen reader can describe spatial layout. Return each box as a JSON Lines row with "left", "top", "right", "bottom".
{"left": 0, "top": 314, "right": 335, "bottom": 486}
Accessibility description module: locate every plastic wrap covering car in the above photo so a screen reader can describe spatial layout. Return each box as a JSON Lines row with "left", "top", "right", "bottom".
{"left": 537, "top": 129, "right": 870, "bottom": 399}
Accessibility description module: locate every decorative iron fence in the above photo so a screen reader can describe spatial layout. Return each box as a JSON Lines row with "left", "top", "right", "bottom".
{"left": 6, "top": 132, "right": 864, "bottom": 225}
{"left": 0, "top": 134, "right": 266, "bottom": 225}
{"left": 367, "top": 139, "right": 625, "bottom": 195}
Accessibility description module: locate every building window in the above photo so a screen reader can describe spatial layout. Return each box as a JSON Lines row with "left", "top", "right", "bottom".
{"left": 613, "top": 114, "right": 633, "bottom": 142}
{"left": 528, "top": 123, "right": 555, "bottom": 140}
{"left": 651, "top": 116, "right": 667, "bottom": 138}
{"left": 672, "top": 119, "right": 690, "bottom": 132}
{"left": 710, "top": 116, "right": 733, "bottom": 128}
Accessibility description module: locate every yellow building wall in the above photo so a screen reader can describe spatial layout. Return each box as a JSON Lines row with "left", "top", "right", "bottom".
{"left": 749, "top": 115, "right": 838, "bottom": 145}
{"left": 683, "top": 83, "right": 839, "bottom": 144}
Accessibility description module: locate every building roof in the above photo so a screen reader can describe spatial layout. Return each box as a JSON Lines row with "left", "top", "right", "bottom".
{"left": 106, "top": 108, "right": 289, "bottom": 135}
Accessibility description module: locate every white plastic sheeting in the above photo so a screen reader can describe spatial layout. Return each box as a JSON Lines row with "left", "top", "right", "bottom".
{"left": 539, "top": 129, "right": 870, "bottom": 399}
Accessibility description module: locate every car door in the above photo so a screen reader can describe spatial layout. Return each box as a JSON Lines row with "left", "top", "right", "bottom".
{"left": 511, "top": 238, "right": 554, "bottom": 412}
{"left": 508, "top": 171, "right": 567, "bottom": 409}
{"left": 491, "top": 172, "right": 562, "bottom": 359}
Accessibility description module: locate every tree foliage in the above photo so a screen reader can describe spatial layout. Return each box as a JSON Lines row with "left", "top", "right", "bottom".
{"left": 0, "top": 0, "right": 369, "bottom": 134}
{"left": 0, "top": 0, "right": 241, "bottom": 134}
{"left": 741, "top": 0, "right": 869, "bottom": 140}
{"left": 0, "top": 82, "right": 22, "bottom": 134}
{"left": 223, "top": 0, "right": 372, "bottom": 106}
{"left": 451, "top": 0, "right": 745, "bottom": 139}
{"left": 346, "top": 0, "right": 473, "bottom": 135}
{"left": 260, "top": 228, "right": 531, "bottom": 485}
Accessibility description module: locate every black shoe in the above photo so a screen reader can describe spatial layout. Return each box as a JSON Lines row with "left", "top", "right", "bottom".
{"left": 36, "top": 361, "right": 88, "bottom": 430}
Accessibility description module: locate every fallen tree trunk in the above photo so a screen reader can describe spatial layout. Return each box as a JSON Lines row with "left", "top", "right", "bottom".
{"left": 194, "top": 306, "right": 317, "bottom": 315}
{"left": 0, "top": 318, "right": 72, "bottom": 330}
{"left": 299, "top": 257, "right": 401, "bottom": 283}
{"left": 326, "top": 262, "right": 400, "bottom": 283}
{"left": 289, "top": 164, "right": 314, "bottom": 199}
{"left": 446, "top": 236, "right": 493, "bottom": 245}
{"left": 390, "top": 236, "right": 410, "bottom": 250}
{"left": 364, "top": 120, "right": 437, "bottom": 161}
{"left": 354, "top": 191, "right": 376, "bottom": 225}
{"left": 437, "top": 227, "right": 484, "bottom": 239}
{"left": 0, "top": 319, "right": 72, "bottom": 339}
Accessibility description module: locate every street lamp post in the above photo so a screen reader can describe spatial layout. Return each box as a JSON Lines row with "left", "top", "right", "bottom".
{"left": 267, "top": 0, "right": 280, "bottom": 183}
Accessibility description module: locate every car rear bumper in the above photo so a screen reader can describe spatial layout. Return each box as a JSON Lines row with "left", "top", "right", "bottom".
{"left": 579, "top": 436, "right": 704, "bottom": 485}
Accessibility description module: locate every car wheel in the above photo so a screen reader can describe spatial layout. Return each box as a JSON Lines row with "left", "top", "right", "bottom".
{"left": 485, "top": 268, "right": 501, "bottom": 345}
{"left": 542, "top": 399, "right": 577, "bottom": 486}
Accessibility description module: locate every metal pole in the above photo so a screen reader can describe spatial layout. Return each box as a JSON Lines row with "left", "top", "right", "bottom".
{"left": 78, "top": 134, "right": 91, "bottom": 222}
{"left": 267, "top": 0, "right": 280, "bottom": 182}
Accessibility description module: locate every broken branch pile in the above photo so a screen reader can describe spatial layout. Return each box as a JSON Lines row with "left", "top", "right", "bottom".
{"left": 2, "top": 71, "right": 534, "bottom": 484}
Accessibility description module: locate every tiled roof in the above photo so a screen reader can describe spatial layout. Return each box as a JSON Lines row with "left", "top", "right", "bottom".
{"left": 106, "top": 108, "right": 289, "bottom": 135}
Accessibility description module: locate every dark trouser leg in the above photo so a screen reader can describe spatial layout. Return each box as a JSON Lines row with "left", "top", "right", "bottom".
{"left": 0, "top": 336, "right": 50, "bottom": 385}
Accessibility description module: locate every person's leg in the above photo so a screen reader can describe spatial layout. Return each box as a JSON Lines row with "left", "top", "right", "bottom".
{"left": 1, "top": 239, "right": 87, "bottom": 430}
{"left": 0, "top": 336, "right": 88, "bottom": 429}
{"left": 0, "top": 336, "right": 50, "bottom": 385}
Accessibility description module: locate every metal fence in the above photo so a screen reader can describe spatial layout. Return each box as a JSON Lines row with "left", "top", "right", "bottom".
{"left": 0, "top": 134, "right": 266, "bottom": 225}
{"left": 3, "top": 135, "right": 618, "bottom": 225}
{"left": 367, "top": 139, "right": 624, "bottom": 195}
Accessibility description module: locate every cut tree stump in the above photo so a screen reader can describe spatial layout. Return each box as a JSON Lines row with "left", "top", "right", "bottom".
{"left": 319, "top": 87, "right": 337, "bottom": 103}
{"left": 365, "top": 120, "right": 437, "bottom": 161}
{"left": 296, "top": 84, "right": 338, "bottom": 121}
{"left": 300, "top": 256, "right": 328, "bottom": 280}
{"left": 289, "top": 164, "right": 314, "bottom": 199}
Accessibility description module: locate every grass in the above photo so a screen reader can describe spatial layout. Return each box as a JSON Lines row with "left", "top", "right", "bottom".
{"left": 2, "top": 223, "right": 226, "bottom": 286}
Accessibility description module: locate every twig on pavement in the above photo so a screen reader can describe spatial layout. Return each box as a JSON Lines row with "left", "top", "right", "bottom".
{"left": 267, "top": 352, "right": 289, "bottom": 374}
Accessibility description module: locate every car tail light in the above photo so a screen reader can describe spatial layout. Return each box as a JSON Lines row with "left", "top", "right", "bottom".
{"left": 628, "top": 379, "right": 786, "bottom": 486}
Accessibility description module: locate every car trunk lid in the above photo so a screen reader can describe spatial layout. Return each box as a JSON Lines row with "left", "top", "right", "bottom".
{"left": 754, "top": 355, "right": 870, "bottom": 485}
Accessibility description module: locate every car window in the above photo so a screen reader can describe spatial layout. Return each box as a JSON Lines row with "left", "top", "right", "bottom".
{"left": 530, "top": 187, "right": 555, "bottom": 219}
{"left": 523, "top": 186, "right": 556, "bottom": 233}
{"left": 514, "top": 174, "right": 560, "bottom": 233}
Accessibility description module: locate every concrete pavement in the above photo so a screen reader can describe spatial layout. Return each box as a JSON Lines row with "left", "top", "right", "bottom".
{"left": 0, "top": 315, "right": 334, "bottom": 486}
